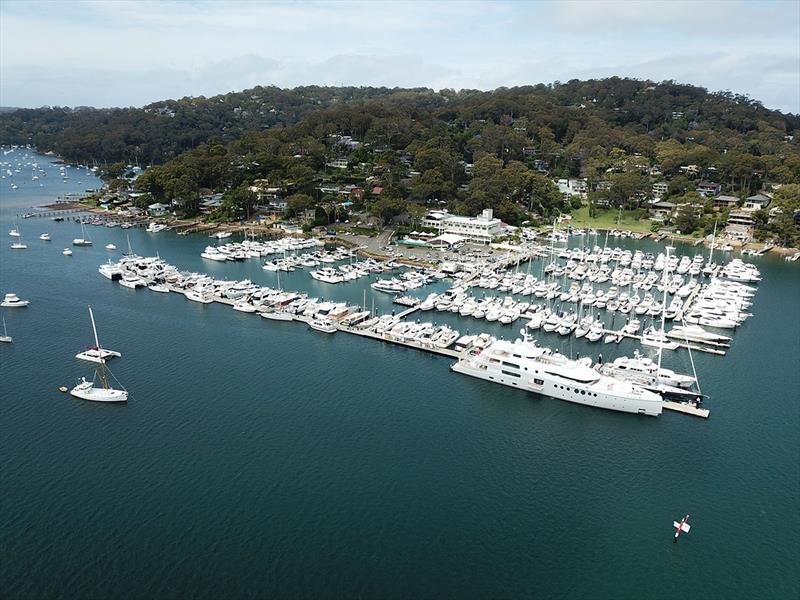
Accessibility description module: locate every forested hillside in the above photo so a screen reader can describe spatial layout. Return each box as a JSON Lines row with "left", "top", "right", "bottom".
{"left": 0, "top": 86, "right": 426, "bottom": 165}
{"left": 3, "top": 78, "right": 799, "bottom": 243}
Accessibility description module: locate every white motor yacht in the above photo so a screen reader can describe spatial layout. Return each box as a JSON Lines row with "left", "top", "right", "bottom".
{"left": 40, "top": 233, "right": 51, "bottom": 241}
{"left": 598, "top": 351, "right": 696, "bottom": 389}
{"left": 63, "top": 248, "right": 73, "bottom": 256}
{"left": 309, "top": 316, "right": 337, "bottom": 333}
{"left": 185, "top": 288, "right": 214, "bottom": 303}
{"left": 232, "top": 301, "right": 257, "bottom": 313}
{"left": 105, "top": 243, "right": 117, "bottom": 250}
{"left": 640, "top": 327, "right": 679, "bottom": 350}
{"left": 1, "top": 293, "right": 29, "bottom": 307}
{"left": 147, "top": 282, "right": 170, "bottom": 293}
{"left": 261, "top": 309, "right": 293, "bottom": 321}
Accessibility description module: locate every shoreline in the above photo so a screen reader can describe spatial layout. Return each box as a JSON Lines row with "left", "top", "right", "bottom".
{"left": 36, "top": 200, "right": 800, "bottom": 259}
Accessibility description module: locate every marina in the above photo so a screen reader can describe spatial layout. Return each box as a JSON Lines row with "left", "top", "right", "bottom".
{"left": 94, "top": 248, "right": 735, "bottom": 418}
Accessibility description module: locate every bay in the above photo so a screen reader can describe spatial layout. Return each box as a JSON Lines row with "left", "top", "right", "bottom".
{"left": 1, "top": 148, "right": 798, "bottom": 599}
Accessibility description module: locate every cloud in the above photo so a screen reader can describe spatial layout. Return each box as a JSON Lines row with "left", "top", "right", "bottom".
{"left": 1, "top": 0, "right": 798, "bottom": 112}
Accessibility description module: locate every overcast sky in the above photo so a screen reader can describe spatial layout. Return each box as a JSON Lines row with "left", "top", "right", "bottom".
{"left": 1, "top": 0, "right": 798, "bottom": 113}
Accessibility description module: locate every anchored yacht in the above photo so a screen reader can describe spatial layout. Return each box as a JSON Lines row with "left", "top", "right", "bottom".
{"left": 451, "top": 335, "right": 662, "bottom": 416}
{"left": 1, "top": 293, "right": 29, "bottom": 307}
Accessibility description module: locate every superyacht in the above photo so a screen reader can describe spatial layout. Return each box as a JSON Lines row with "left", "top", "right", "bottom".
{"left": 451, "top": 333, "right": 662, "bottom": 416}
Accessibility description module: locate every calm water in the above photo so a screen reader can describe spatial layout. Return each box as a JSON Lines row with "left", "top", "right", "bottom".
{"left": 1, "top": 148, "right": 798, "bottom": 599}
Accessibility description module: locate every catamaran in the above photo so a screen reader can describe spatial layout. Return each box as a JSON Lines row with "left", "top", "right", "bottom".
{"left": 70, "top": 306, "right": 128, "bottom": 402}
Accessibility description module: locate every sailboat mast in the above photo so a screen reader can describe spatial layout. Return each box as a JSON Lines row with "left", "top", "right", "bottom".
{"left": 657, "top": 246, "right": 672, "bottom": 371}
{"left": 88, "top": 305, "right": 101, "bottom": 351}
{"left": 88, "top": 305, "right": 110, "bottom": 389}
{"left": 708, "top": 218, "right": 717, "bottom": 264}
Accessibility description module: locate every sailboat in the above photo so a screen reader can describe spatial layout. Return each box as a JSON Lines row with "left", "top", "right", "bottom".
{"left": 70, "top": 306, "right": 128, "bottom": 402}
{"left": 10, "top": 232, "right": 27, "bottom": 250}
{"left": 9, "top": 217, "right": 20, "bottom": 237}
{"left": 72, "top": 221, "right": 93, "bottom": 246}
{"left": 641, "top": 246, "right": 678, "bottom": 351}
{"left": 261, "top": 268, "right": 293, "bottom": 321}
{"left": 0, "top": 317, "right": 12, "bottom": 343}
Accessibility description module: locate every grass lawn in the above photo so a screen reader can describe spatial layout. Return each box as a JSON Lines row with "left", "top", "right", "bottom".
{"left": 566, "top": 206, "right": 654, "bottom": 234}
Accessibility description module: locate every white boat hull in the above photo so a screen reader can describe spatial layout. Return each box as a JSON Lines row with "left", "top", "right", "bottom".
{"left": 452, "top": 360, "right": 662, "bottom": 416}
{"left": 70, "top": 383, "right": 128, "bottom": 402}
{"left": 75, "top": 348, "right": 122, "bottom": 363}
{"left": 70, "top": 374, "right": 127, "bottom": 402}
{"left": 261, "top": 311, "right": 293, "bottom": 321}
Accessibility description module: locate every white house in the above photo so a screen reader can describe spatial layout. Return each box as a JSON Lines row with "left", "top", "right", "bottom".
{"left": 743, "top": 193, "right": 772, "bottom": 211}
{"left": 652, "top": 182, "right": 669, "bottom": 198}
{"left": 556, "top": 178, "right": 588, "bottom": 199}
{"left": 422, "top": 209, "right": 502, "bottom": 244}
{"left": 147, "top": 202, "right": 170, "bottom": 217}
{"left": 326, "top": 158, "right": 349, "bottom": 169}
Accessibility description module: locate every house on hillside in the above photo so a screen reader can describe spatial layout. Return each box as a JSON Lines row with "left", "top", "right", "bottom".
{"left": 200, "top": 193, "right": 224, "bottom": 213}
{"left": 652, "top": 181, "right": 669, "bottom": 198}
{"left": 696, "top": 181, "right": 722, "bottom": 197}
{"left": 648, "top": 201, "right": 676, "bottom": 221}
{"left": 326, "top": 158, "right": 349, "bottom": 169}
{"left": 743, "top": 193, "right": 772, "bottom": 211}
{"left": 147, "top": 202, "right": 170, "bottom": 217}
{"left": 556, "top": 178, "right": 588, "bottom": 199}
{"left": 713, "top": 195, "right": 739, "bottom": 210}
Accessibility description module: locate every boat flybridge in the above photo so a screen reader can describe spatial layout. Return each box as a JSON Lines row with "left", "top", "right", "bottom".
{"left": 308, "top": 316, "right": 337, "bottom": 333}
{"left": 70, "top": 305, "right": 128, "bottom": 402}
{"left": 451, "top": 330, "right": 663, "bottom": 416}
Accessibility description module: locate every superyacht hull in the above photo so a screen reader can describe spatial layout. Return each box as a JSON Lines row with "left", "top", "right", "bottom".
{"left": 451, "top": 360, "right": 662, "bottom": 416}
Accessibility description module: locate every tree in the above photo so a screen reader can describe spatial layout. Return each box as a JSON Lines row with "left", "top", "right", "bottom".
{"left": 285, "top": 193, "right": 314, "bottom": 218}
{"left": 407, "top": 202, "right": 427, "bottom": 228}
{"left": 369, "top": 197, "right": 408, "bottom": 225}
{"left": 221, "top": 184, "right": 258, "bottom": 220}
{"left": 103, "top": 162, "right": 127, "bottom": 179}
{"left": 409, "top": 168, "right": 453, "bottom": 202}
{"left": 673, "top": 196, "right": 704, "bottom": 234}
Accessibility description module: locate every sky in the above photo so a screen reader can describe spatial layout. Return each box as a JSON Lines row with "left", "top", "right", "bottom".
{"left": 1, "top": 0, "right": 799, "bottom": 113}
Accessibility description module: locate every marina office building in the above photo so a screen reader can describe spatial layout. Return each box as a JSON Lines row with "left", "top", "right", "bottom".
{"left": 422, "top": 209, "right": 502, "bottom": 244}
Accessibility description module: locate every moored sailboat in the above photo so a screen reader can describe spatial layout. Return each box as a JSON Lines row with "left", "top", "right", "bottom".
{"left": 0, "top": 317, "right": 12, "bottom": 343}
{"left": 70, "top": 306, "right": 128, "bottom": 402}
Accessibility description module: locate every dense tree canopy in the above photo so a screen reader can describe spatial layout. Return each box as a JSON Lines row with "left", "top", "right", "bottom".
{"left": 3, "top": 79, "right": 798, "bottom": 230}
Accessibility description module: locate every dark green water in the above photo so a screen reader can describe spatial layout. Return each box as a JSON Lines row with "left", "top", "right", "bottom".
{"left": 1, "top": 149, "right": 798, "bottom": 599}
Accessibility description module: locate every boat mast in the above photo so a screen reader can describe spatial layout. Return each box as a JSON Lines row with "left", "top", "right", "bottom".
{"left": 708, "top": 218, "right": 717, "bottom": 265}
{"left": 657, "top": 246, "right": 673, "bottom": 371}
{"left": 88, "top": 305, "right": 110, "bottom": 389}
